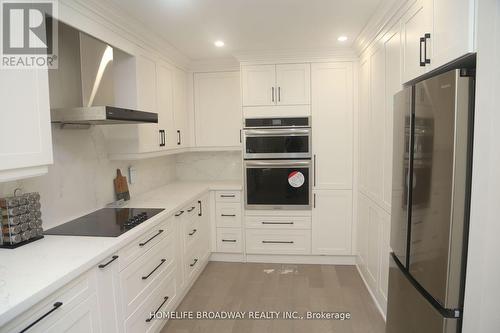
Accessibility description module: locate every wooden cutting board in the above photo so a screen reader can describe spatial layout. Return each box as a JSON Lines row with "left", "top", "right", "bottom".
{"left": 114, "top": 169, "right": 130, "bottom": 201}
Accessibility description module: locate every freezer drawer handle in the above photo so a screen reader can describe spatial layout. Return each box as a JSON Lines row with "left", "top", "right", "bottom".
{"left": 262, "top": 240, "right": 294, "bottom": 244}
{"left": 222, "top": 239, "right": 237, "bottom": 243}
{"left": 98, "top": 255, "right": 119, "bottom": 269}
{"left": 188, "top": 229, "right": 197, "bottom": 236}
{"left": 221, "top": 214, "right": 236, "bottom": 217}
{"left": 261, "top": 221, "right": 294, "bottom": 225}
{"left": 20, "top": 302, "right": 63, "bottom": 332}
{"left": 145, "top": 296, "right": 169, "bottom": 323}
{"left": 142, "top": 259, "right": 166, "bottom": 280}
{"left": 190, "top": 258, "right": 199, "bottom": 267}
{"left": 139, "top": 230, "right": 164, "bottom": 247}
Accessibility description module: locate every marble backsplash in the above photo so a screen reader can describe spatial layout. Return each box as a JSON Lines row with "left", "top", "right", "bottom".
{"left": 175, "top": 151, "right": 242, "bottom": 181}
{"left": 0, "top": 126, "right": 177, "bottom": 229}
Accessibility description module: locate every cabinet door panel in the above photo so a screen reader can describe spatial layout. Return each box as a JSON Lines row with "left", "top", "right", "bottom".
{"left": 173, "top": 68, "right": 189, "bottom": 148}
{"left": 276, "top": 63, "right": 310, "bottom": 105}
{"left": 136, "top": 56, "right": 159, "bottom": 152}
{"left": 241, "top": 65, "right": 276, "bottom": 106}
{"left": 312, "top": 190, "right": 352, "bottom": 255}
{"left": 194, "top": 71, "right": 241, "bottom": 147}
{"left": 156, "top": 63, "right": 175, "bottom": 149}
{"left": 311, "top": 62, "right": 353, "bottom": 190}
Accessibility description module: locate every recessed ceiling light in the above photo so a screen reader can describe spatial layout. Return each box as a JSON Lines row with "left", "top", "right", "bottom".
{"left": 337, "top": 36, "right": 348, "bottom": 42}
{"left": 214, "top": 40, "right": 225, "bottom": 47}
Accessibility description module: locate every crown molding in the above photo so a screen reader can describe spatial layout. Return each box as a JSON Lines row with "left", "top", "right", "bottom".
{"left": 188, "top": 57, "right": 240, "bottom": 73}
{"left": 60, "top": 0, "right": 191, "bottom": 69}
{"left": 234, "top": 47, "right": 358, "bottom": 65}
{"left": 354, "top": 0, "right": 412, "bottom": 56}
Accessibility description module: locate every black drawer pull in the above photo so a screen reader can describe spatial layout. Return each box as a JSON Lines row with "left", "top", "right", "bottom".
{"left": 190, "top": 258, "right": 199, "bottom": 267}
{"left": 145, "top": 296, "right": 169, "bottom": 323}
{"left": 98, "top": 255, "right": 119, "bottom": 269}
{"left": 175, "top": 211, "right": 184, "bottom": 217}
{"left": 142, "top": 259, "right": 166, "bottom": 280}
{"left": 20, "top": 302, "right": 63, "bottom": 332}
{"left": 221, "top": 214, "right": 236, "bottom": 217}
{"left": 222, "top": 239, "right": 237, "bottom": 243}
{"left": 262, "top": 222, "right": 294, "bottom": 225}
{"left": 198, "top": 200, "right": 202, "bottom": 216}
{"left": 188, "top": 229, "right": 197, "bottom": 236}
{"left": 139, "top": 230, "right": 164, "bottom": 247}
{"left": 220, "top": 194, "right": 235, "bottom": 198}
{"left": 262, "top": 240, "right": 294, "bottom": 244}
{"left": 187, "top": 206, "right": 195, "bottom": 212}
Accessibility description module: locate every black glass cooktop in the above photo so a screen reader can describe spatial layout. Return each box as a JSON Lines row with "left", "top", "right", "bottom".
{"left": 44, "top": 208, "right": 164, "bottom": 237}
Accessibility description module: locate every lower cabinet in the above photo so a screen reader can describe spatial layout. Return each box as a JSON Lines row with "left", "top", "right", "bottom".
{"left": 245, "top": 228, "right": 311, "bottom": 255}
{"left": 311, "top": 190, "right": 353, "bottom": 255}
{"left": 213, "top": 191, "right": 244, "bottom": 254}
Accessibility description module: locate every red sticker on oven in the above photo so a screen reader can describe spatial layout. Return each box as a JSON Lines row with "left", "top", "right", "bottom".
{"left": 288, "top": 171, "right": 305, "bottom": 188}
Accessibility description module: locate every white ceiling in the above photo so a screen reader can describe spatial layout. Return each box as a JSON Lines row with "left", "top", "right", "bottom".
{"left": 109, "top": 0, "right": 383, "bottom": 61}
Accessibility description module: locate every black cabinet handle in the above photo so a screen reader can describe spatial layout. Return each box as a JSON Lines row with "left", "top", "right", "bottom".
{"left": 262, "top": 240, "right": 294, "bottom": 244}
{"left": 271, "top": 87, "right": 275, "bottom": 103}
{"left": 313, "top": 154, "right": 317, "bottom": 187}
{"left": 188, "top": 229, "right": 197, "bottom": 236}
{"left": 177, "top": 130, "right": 181, "bottom": 145}
{"left": 262, "top": 221, "right": 294, "bottom": 225}
{"left": 187, "top": 206, "right": 195, "bottom": 212}
{"left": 239, "top": 129, "right": 242, "bottom": 143}
{"left": 158, "top": 130, "right": 163, "bottom": 147}
{"left": 189, "top": 258, "right": 199, "bottom": 267}
{"left": 278, "top": 86, "right": 281, "bottom": 102}
{"left": 220, "top": 194, "right": 235, "bottom": 198}
{"left": 221, "top": 214, "right": 236, "bottom": 217}
{"left": 222, "top": 239, "right": 237, "bottom": 243}
{"left": 313, "top": 193, "right": 316, "bottom": 209}
{"left": 142, "top": 259, "right": 166, "bottom": 280}
{"left": 145, "top": 296, "right": 169, "bottom": 323}
{"left": 198, "top": 200, "right": 202, "bottom": 217}
{"left": 419, "top": 37, "right": 426, "bottom": 67}
{"left": 20, "top": 302, "right": 63, "bottom": 332}
{"left": 98, "top": 255, "right": 119, "bottom": 269}
{"left": 424, "top": 33, "right": 431, "bottom": 64}
{"left": 139, "top": 230, "right": 164, "bottom": 247}
{"left": 175, "top": 210, "right": 184, "bottom": 217}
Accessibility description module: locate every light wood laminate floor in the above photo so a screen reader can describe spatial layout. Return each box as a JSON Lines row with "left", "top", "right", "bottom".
{"left": 162, "top": 262, "right": 385, "bottom": 333}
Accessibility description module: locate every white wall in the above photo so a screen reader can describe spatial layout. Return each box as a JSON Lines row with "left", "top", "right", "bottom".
{"left": 0, "top": 126, "right": 176, "bottom": 230}
{"left": 175, "top": 151, "right": 242, "bottom": 181}
{"left": 462, "top": 0, "right": 500, "bottom": 332}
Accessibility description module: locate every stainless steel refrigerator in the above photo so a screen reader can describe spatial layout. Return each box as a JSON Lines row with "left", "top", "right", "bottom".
{"left": 386, "top": 68, "right": 475, "bottom": 333}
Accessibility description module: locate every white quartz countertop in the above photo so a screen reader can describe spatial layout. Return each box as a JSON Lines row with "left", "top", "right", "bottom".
{"left": 0, "top": 180, "right": 241, "bottom": 327}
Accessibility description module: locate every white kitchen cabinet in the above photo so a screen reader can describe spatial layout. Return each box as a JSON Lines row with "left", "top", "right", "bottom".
{"left": 312, "top": 190, "right": 352, "bottom": 255}
{"left": 96, "top": 254, "right": 123, "bottom": 333}
{"left": 156, "top": 62, "right": 175, "bottom": 149}
{"left": 173, "top": 67, "right": 190, "bottom": 148}
{"left": 194, "top": 71, "right": 241, "bottom": 147}
{"left": 275, "top": 64, "right": 311, "bottom": 105}
{"left": 241, "top": 64, "right": 276, "bottom": 106}
{"left": 0, "top": 67, "right": 53, "bottom": 182}
{"left": 401, "top": 0, "right": 432, "bottom": 82}
{"left": 311, "top": 62, "right": 353, "bottom": 190}
{"left": 41, "top": 295, "right": 101, "bottom": 333}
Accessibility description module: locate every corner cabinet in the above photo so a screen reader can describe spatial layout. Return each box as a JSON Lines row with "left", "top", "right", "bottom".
{"left": 241, "top": 63, "right": 311, "bottom": 117}
{"left": 193, "top": 71, "right": 241, "bottom": 148}
{"left": 0, "top": 67, "right": 53, "bottom": 182}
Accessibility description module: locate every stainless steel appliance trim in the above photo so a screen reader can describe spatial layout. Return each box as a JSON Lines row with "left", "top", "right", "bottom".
{"left": 244, "top": 159, "right": 312, "bottom": 210}
{"left": 242, "top": 128, "right": 312, "bottom": 160}
{"left": 244, "top": 128, "right": 311, "bottom": 136}
{"left": 243, "top": 116, "right": 311, "bottom": 129}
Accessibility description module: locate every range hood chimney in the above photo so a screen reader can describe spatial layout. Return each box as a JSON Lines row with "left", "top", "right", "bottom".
{"left": 49, "top": 22, "right": 158, "bottom": 126}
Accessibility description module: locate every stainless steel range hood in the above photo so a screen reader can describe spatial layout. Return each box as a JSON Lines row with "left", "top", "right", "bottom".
{"left": 49, "top": 22, "right": 158, "bottom": 126}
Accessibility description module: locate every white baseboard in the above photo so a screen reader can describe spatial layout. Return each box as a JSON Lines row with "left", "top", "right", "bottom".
{"left": 245, "top": 254, "right": 356, "bottom": 265}
{"left": 355, "top": 258, "right": 387, "bottom": 321}
{"left": 210, "top": 253, "right": 246, "bottom": 262}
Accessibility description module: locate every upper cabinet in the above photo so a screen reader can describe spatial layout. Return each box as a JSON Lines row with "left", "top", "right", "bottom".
{"left": 241, "top": 63, "right": 311, "bottom": 117}
{"left": 402, "top": 0, "right": 475, "bottom": 83}
{"left": 173, "top": 68, "right": 189, "bottom": 149}
{"left": 0, "top": 68, "right": 53, "bottom": 182}
{"left": 156, "top": 62, "right": 176, "bottom": 149}
{"left": 194, "top": 71, "right": 241, "bottom": 148}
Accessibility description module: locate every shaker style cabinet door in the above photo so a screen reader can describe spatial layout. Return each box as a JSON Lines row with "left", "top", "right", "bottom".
{"left": 173, "top": 67, "right": 189, "bottom": 148}
{"left": 275, "top": 63, "right": 311, "bottom": 105}
{"left": 312, "top": 190, "right": 353, "bottom": 255}
{"left": 0, "top": 68, "right": 53, "bottom": 180}
{"left": 241, "top": 65, "right": 276, "bottom": 106}
{"left": 156, "top": 62, "right": 175, "bottom": 149}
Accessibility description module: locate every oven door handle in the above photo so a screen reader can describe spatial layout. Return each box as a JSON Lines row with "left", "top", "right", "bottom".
{"left": 244, "top": 160, "right": 311, "bottom": 168}
{"left": 243, "top": 129, "right": 311, "bottom": 136}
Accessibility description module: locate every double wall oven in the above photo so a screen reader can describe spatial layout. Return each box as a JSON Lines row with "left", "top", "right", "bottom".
{"left": 243, "top": 117, "right": 312, "bottom": 210}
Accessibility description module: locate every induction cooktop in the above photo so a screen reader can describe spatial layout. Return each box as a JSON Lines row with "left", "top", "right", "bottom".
{"left": 44, "top": 208, "right": 164, "bottom": 237}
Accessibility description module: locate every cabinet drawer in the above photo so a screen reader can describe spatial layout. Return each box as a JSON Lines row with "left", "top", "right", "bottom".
{"left": 120, "top": 233, "right": 175, "bottom": 317}
{"left": 216, "top": 228, "right": 243, "bottom": 253}
{"left": 183, "top": 216, "right": 201, "bottom": 254}
{"left": 119, "top": 218, "right": 171, "bottom": 270}
{"left": 245, "top": 229, "right": 311, "bottom": 255}
{"left": 125, "top": 271, "right": 176, "bottom": 333}
{"left": 215, "top": 191, "right": 241, "bottom": 203}
{"left": 0, "top": 271, "right": 97, "bottom": 333}
{"left": 245, "top": 215, "right": 311, "bottom": 229}
{"left": 216, "top": 202, "right": 242, "bottom": 228}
